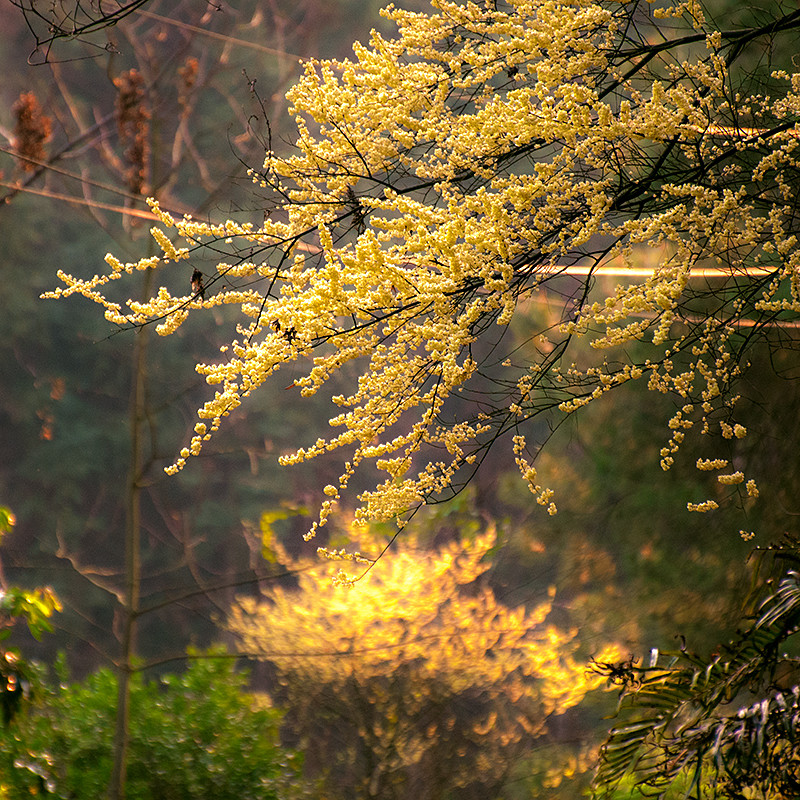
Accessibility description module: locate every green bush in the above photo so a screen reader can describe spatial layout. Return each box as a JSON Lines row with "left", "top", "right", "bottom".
{"left": 0, "top": 649, "right": 307, "bottom": 799}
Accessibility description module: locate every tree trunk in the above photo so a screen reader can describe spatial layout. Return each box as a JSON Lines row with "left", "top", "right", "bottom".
{"left": 108, "top": 265, "right": 152, "bottom": 800}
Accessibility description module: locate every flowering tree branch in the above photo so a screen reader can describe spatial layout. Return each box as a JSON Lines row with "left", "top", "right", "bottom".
{"left": 47, "top": 0, "right": 800, "bottom": 553}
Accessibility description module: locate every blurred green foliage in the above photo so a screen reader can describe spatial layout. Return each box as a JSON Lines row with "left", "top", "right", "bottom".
{"left": 0, "top": 506, "right": 60, "bottom": 727}
{"left": 0, "top": 649, "right": 308, "bottom": 799}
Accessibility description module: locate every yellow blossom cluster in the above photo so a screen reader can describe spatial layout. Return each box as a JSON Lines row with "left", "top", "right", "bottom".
{"left": 687, "top": 499, "right": 719, "bottom": 513}
{"left": 513, "top": 434, "right": 557, "bottom": 514}
{"left": 46, "top": 0, "right": 800, "bottom": 536}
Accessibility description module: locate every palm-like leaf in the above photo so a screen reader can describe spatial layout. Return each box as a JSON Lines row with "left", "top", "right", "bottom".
{"left": 593, "top": 570, "right": 800, "bottom": 798}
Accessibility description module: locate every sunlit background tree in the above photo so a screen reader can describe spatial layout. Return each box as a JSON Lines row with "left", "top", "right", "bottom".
{"left": 231, "top": 525, "right": 620, "bottom": 798}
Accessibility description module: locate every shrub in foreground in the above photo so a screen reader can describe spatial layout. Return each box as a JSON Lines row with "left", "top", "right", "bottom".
{"left": 0, "top": 649, "right": 307, "bottom": 799}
